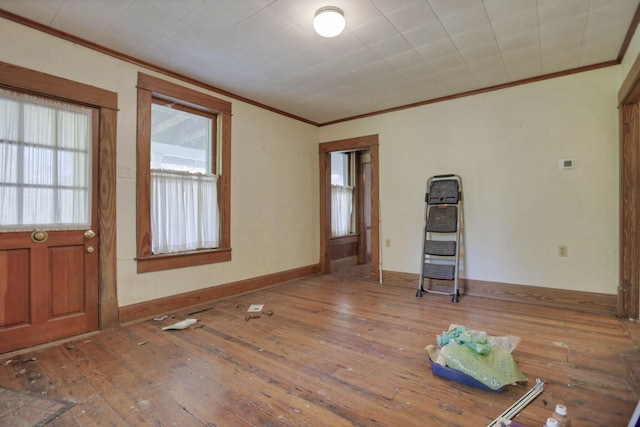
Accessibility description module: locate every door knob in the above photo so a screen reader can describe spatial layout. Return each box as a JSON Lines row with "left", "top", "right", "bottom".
{"left": 31, "top": 230, "right": 48, "bottom": 243}
{"left": 86, "top": 246, "right": 95, "bottom": 253}
{"left": 84, "top": 229, "right": 96, "bottom": 239}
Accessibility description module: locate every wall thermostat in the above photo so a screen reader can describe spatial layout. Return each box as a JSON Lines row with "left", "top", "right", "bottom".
{"left": 559, "top": 158, "right": 575, "bottom": 170}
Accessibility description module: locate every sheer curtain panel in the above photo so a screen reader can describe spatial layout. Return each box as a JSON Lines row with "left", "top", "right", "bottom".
{"left": 151, "top": 170, "right": 219, "bottom": 254}
{"left": 331, "top": 184, "right": 353, "bottom": 237}
{"left": 0, "top": 88, "right": 92, "bottom": 231}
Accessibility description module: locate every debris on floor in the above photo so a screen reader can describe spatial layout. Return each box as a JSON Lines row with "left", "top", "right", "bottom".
{"left": 161, "top": 318, "right": 198, "bottom": 331}
{"left": 244, "top": 304, "right": 274, "bottom": 321}
{"left": 425, "top": 324, "right": 527, "bottom": 392}
{"left": 1, "top": 357, "right": 36, "bottom": 367}
{"left": 488, "top": 379, "right": 544, "bottom": 426}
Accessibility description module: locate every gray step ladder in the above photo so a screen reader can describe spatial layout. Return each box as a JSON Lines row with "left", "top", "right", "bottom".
{"left": 416, "top": 174, "right": 462, "bottom": 302}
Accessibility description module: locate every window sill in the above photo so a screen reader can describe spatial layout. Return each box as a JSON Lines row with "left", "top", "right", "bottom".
{"left": 330, "top": 234, "right": 359, "bottom": 245}
{"left": 136, "top": 248, "right": 231, "bottom": 273}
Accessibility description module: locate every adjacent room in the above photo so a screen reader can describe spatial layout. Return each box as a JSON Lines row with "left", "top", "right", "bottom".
{"left": 1, "top": 1, "right": 639, "bottom": 425}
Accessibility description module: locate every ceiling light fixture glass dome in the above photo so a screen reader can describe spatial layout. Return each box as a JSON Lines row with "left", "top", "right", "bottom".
{"left": 313, "top": 6, "right": 345, "bottom": 38}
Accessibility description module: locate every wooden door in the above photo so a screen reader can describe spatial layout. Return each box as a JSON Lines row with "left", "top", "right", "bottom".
{"left": 0, "top": 99, "right": 99, "bottom": 354}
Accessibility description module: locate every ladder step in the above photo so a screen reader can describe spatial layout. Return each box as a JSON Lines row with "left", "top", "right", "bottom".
{"left": 427, "top": 179, "right": 459, "bottom": 204}
{"left": 425, "top": 240, "right": 456, "bottom": 256}
{"left": 423, "top": 263, "right": 456, "bottom": 280}
{"left": 426, "top": 205, "right": 457, "bottom": 232}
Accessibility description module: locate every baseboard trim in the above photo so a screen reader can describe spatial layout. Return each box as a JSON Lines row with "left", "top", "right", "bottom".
{"left": 119, "top": 264, "right": 320, "bottom": 323}
{"left": 383, "top": 270, "right": 618, "bottom": 316}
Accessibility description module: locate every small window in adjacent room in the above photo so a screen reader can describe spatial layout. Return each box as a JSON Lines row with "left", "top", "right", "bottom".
{"left": 136, "top": 73, "right": 232, "bottom": 273}
{"left": 330, "top": 152, "right": 354, "bottom": 237}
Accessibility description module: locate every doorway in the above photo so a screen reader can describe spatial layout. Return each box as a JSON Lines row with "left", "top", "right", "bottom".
{"left": 319, "top": 135, "right": 379, "bottom": 280}
{"left": 619, "top": 56, "right": 640, "bottom": 320}
{"left": 0, "top": 61, "right": 118, "bottom": 353}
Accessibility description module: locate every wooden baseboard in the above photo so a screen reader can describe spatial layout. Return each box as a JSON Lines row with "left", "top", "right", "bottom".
{"left": 383, "top": 270, "right": 618, "bottom": 317}
{"left": 119, "top": 264, "right": 320, "bottom": 323}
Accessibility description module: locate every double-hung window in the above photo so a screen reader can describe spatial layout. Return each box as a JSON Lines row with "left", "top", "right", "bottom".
{"left": 150, "top": 101, "right": 218, "bottom": 254}
{"left": 136, "top": 73, "right": 231, "bottom": 273}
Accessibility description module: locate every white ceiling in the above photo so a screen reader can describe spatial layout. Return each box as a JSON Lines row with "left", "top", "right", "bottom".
{"left": 1, "top": 0, "right": 638, "bottom": 124}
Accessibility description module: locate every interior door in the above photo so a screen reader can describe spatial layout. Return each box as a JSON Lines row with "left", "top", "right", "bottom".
{"left": 0, "top": 91, "right": 99, "bottom": 353}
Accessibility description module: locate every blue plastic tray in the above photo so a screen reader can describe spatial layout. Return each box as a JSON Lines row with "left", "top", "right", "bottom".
{"left": 429, "top": 359, "right": 504, "bottom": 392}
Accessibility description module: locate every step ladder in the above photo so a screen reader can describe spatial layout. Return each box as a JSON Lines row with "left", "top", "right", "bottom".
{"left": 417, "top": 174, "right": 462, "bottom": 302}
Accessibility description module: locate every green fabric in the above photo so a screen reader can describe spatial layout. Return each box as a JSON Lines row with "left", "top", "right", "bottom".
{"left": 437, "top": 326, "right": 492, "bottom": 355}
{"left": 439, "top": 344, "right": 528, "bottom": 390}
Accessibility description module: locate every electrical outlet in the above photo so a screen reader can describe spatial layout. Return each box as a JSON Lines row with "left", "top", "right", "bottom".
{"left": 385, "top": 239, "right": 391, "bottom": 247}
{"left": 558, "top": 245, "right": 568, "bottom": 257}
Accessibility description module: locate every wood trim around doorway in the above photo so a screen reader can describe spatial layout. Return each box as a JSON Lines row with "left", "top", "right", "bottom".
{"left": 319, "top": 135, "right": 379, "bottom": 280}
{"left": 619, "top": 103, "right": 640, "bottom": 320}
{"left": 619, "top": 59, "right": 640, "bottom": 320}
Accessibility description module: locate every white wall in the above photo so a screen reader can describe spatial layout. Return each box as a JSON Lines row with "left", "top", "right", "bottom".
{"left": 0, "top": 19, "right": 320, "bottom": 307}
{"left": 320, "top": 67, "right": 620, "bottom": 295}
{"left": 621, "top": 25, "right": 640, "bottom": 82}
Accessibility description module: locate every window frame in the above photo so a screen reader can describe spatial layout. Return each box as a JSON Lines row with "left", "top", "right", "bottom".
{"left": 150, "top": 98, "right": 217, "bottom": 174}
{"left": 136, "top": 73, "right": 231, "bottom": 273}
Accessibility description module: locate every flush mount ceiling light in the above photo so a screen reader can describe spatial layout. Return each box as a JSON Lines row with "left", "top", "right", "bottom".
{"left": 313, "top": 6, "right": 345, "bottom": 38}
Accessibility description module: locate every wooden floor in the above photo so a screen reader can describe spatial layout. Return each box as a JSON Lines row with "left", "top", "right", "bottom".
{"left": 1, "top": 265, "right": 639, "bottom": 426}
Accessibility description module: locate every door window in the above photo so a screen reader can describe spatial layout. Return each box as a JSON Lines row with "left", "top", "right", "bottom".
{"left": 0, "top": 88, "right": 93, "bottom": 231}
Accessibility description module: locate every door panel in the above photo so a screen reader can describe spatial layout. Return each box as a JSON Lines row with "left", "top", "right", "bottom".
{"left": 50, "top": 245, "right": 86, "bottom": 317}
{"left": 0, "top": 230, "right": 98, "bottom": 353}
{"left": 0, "top": 248, "right": 29, "bottom": 327}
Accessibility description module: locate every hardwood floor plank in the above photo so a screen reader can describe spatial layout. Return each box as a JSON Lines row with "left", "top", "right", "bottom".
{"left": 1, "top": 266, "right": 638, "bottom": 426}
{"left": 132, "top": 321, "right": 360, "bottom": 426}
{"left": 37, "top": 349, "right": 94, "bottom": 426}
{"left": 98, "top": 326, "right": 250, "bottom": 426}
{"left": 165, "top": 310, "right": 426, "bottom": 425}
{"left": 0, "top": 355, "right": 31, "bottom": 389}
{"left": 60, "top": 340, "right": 164, "bottom": 426}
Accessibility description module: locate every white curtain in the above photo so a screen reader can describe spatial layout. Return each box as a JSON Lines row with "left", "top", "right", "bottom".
{"left": 0, "top": 88, "right": 92, "bottom": 231}
{"left": 331, "top": 184, "right": 353, "bottom": 237}
{"left": 151, "top": 169, "right": 219, "bottom": 254}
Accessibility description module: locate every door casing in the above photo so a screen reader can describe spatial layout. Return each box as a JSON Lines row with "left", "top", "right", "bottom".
{"left": 0, "top": 61, "right": 118, "bottom": 351}
{"left": 319, "top": 135, "right": 379, "bottom": 280}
